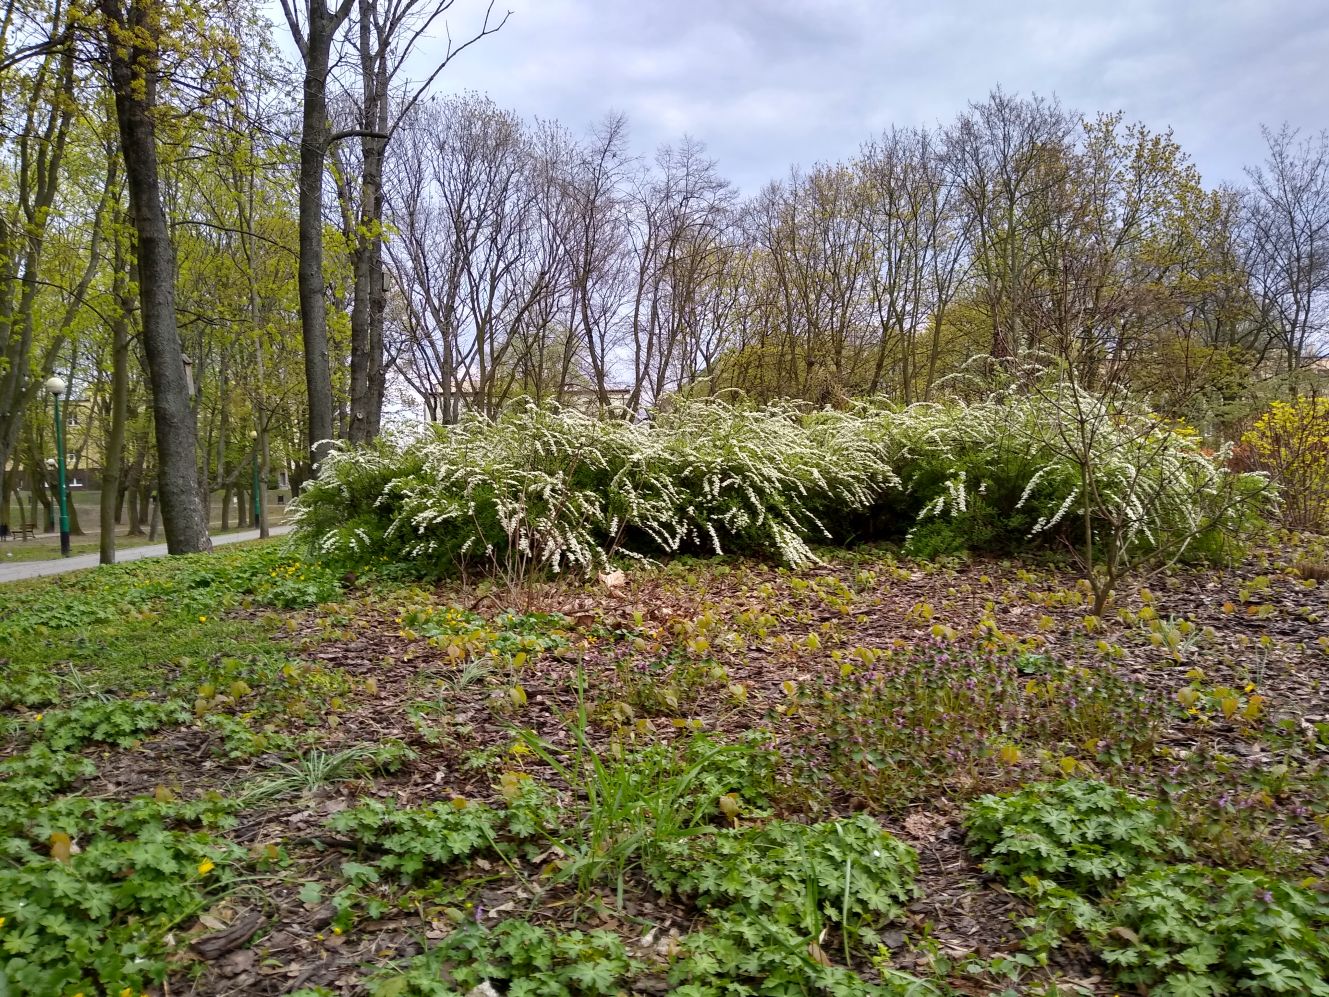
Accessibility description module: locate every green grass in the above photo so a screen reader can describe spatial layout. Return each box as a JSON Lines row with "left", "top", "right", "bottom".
{"left": 0, "top": 487, "right": 293, "bottom": 562}
{"left": 0, "top": 539, "right": 350, "bottom": 995}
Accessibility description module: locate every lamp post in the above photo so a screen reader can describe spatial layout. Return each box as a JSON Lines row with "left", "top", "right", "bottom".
{"left": 44, "top": 376, "right": 70, "bottom": 557}
{"left": 249, "top": 430, "right": 260, "bottom": 530}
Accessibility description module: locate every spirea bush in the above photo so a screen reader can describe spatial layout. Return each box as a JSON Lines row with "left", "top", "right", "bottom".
{"left": 292, "top": 393, "right": 1269, "bottom": 581}
{"left": 880, "top": 383, "right": 1268, "bottom": 564}
{"left": 293, "top": 400, "right": 897, "bottom": 578}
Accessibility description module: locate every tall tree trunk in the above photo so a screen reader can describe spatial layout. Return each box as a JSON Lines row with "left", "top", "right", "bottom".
{"left": 347, "top": 2, "right": 388, "bottom": 444}
{"left": 342, "top": 0, "right": 505, "bottom": 440}
{"left": 124, "top": 432, "right": 147, "bottom": 535}
{"left": 347, "top": 140, "right": 387, "bottom": 442}
{"left": 100, "top": 266, "right": 132, "bottom": 563}
{"left": 0, "top": 464, "right": 10, "bottom": 539}
{"left": 100, "top": 0, "right": 210, "bottom": 554}
{"left": 216, "top": 345, "right": 228, "bottom": 523}
{"left": 282, "top": 0, "right": 353, "bottom": 464}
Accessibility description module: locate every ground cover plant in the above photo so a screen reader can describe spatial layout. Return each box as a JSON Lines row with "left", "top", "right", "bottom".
{"left": 966, "top": 782, "right": 1329, "bottom": 995}
{"left": 0, "top": 521, "right": 1325, "bottom": 996}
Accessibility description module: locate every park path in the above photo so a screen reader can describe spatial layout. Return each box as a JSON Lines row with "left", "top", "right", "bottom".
{"left": 0, "top": 524, "right": 295, "bottom": 584}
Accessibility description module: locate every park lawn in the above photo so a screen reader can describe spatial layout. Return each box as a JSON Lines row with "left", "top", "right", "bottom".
{"left": 1, "top": 487, "right": 294, "bottom": 562}
{"left": 1, "top": 537, "right": 1327, "bottom": 996}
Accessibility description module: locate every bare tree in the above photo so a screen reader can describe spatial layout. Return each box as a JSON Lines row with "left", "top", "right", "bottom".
{"left": 945, "top": 89, "right": 1077, "bottom": 361}
{"left": 1244, "top": 125, "right": 1329, "bottom": 380}
{"left": 386, "top": 96, "right": 564, "bottom": 418}
{"left": 626, "top": 138, "right": 734, "bottom": 408}
{"left": 558, "top": 114, "right": 633, "bottom": 406}
{"left": 859, "top": 126, "right": 967, "bottom": 401}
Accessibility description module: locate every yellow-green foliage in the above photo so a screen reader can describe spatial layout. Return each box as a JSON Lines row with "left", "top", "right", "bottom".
{"left": 1243, "top": 397, "right": 1329, "bottom": 531}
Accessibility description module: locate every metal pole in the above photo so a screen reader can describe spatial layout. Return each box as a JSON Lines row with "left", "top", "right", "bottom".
{"left": 53, "top": 392, "right": 70, "bottom": 556}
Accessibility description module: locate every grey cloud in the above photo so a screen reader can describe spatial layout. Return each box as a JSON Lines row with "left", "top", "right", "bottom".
{"left": 421, "top": 0, "right": 1329, "bottom": 191}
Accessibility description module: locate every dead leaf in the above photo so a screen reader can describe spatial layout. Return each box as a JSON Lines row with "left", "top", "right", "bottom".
{"left": 718, "top": 793, "right": 741, "bottom": 822}
{"left": 807, "top": 941, "right": 834, "bottom": 967}
{"left": 48, "top": 832, "right": 74, "bottom": 863}
{"left": 217, "top": 947, "right": 256, "bottom": 977}
{"left": 902, "top": 812, "right": 946, "bottom": 841}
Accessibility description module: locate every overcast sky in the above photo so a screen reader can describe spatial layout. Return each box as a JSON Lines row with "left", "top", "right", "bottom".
{"left": 405, "top": 0, "right": 1328, "bottom": 193}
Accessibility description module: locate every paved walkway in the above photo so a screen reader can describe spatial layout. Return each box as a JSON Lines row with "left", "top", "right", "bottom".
{"left": 0, "top": 524, "right": 295, "bottom": 584}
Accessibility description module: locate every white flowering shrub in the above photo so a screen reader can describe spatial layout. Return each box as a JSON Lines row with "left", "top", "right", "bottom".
{"left": 294, "top": 404, "right": 638, "bottom": 581}
{"left": 873, "top": 382, "right": 1271, "bottom": 609}
{"left": 292, "top": 391, "right": 1270, "bottom": 589}
{"left": 293, "top": 400, "right": 899, "bottom": 578}
{"left": 616, "top": 402, "right": 898, "bottom": 566}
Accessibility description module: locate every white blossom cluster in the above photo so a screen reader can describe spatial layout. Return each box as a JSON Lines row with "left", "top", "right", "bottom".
{"left": 290, "top": 391, "right": 1268, "bottom": 579}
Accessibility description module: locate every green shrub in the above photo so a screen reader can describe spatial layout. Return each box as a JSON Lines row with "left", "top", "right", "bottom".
{"left": 38, "top": 697, "right": 190, "bottom": 751}
{"left": 1090, "top": 865, "right": 1329, "bottom": 996}
{"left": 670, "top": 907, "right": 946, "bottom": 997}
{"left": 682, "top": 730, "right": 781, "bottom": 814}
{"left": 881, "top": 382, "right": 1271, "bottom": 611}
{"left": 1241, "top": 396, "right": 1329, "bottom": 532}
{"left": 650, "top": 815, "right": 916, "bottom": 948}
{"left": 368, "top": 918, "right": 640, "bottom": 997}
{"left": 0, "top": 666, "right": 60, "bottom": 709}
{"left": 293, "top": 394, "right": 1266, "bottom": 587}
{"left": 0, "top": 745, "right": 96, "bottom": 810}
{"left": 966, "top": 780, "right": 1329, "bottom": 995}
{"left": 325, "top": 789, "right": 551, "bottom": 883}
{"left": 965, "top": 779, "right": 1186, "bottom": 894}
{"left": 651, "top": 815, "right": 926, "bottom": 995}
{"left": 900, "top": 518, "right": 988, "bottom": 559}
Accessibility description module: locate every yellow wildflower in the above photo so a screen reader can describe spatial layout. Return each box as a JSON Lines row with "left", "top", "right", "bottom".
{"left": 196, "top": 858, "right": 215, "bottom": 876}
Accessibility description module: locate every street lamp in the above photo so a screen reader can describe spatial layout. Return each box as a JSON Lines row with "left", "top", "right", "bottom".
{"left": 44, "top": 376, "right": 70, "bottom": 557}
{"left": 249, "top": 430, "right": 260, "bottom": 530}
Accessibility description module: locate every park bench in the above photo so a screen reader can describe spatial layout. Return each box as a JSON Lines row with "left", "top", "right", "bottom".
{"left": 18, "top": 522, "right": 36, "bottom": 541}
